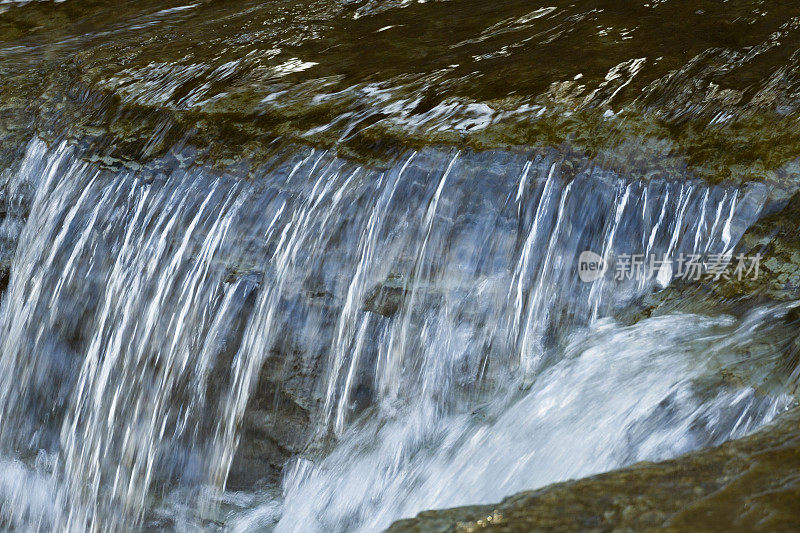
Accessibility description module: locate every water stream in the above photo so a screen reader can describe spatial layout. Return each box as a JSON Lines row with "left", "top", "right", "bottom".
{"left": 0, "top": 137, "right": 792, "bottom": 531}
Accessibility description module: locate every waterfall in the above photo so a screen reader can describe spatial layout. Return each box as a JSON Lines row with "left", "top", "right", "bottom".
{"left": 0, "top": 137, "right": 791, "bottom": 531}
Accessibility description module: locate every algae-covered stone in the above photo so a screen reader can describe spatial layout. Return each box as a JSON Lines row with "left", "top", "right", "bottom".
{"left": 713, "top": 191, "right": 800, "bottom": 302}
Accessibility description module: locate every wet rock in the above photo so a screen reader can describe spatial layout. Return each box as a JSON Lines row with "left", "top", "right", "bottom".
{"left": 363, "top": 276, "right": 407, "bottom": 318}
{"left": 620, "top": 184, "right": 800, "bottom": 325}
{"left": 227, "top": 389, "right": 311, "bottom": 490}
{"left": 713, "top": 190, "right": 800, "bottom": 302}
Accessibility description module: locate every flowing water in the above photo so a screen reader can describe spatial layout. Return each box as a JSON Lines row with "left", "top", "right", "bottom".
{"left": 1, "top": 0, "right": 799, "bottom": 531}
{"left": 0, "top": 137, "right": 793, "bottom": 531}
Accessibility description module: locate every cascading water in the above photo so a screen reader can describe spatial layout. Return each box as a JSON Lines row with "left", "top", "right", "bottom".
{"left": 0, "top": 136, "right": 793, "bottom": 531}
{"left": 268, "top": 308, "right": 793, "bottom": 533}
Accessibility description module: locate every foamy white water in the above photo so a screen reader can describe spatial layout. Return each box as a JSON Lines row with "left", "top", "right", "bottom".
{"left": 267, "top": 308, "right": 793, "bottom": 532}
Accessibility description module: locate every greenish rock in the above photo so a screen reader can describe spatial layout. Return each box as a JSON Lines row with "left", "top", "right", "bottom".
{"left": 713, "top": 192, "right": 800, "bottom": 302}
{"left": 363, "top": 276, "right": 407, "bottom": 318}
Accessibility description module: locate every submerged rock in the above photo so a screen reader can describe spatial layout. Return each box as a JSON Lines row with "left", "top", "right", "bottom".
{"left": 4, "top": 0, "right": 800, "bottom": 179}
{"left": 363, "top": 276, "right": 407, "bottom": 318}
{"left": 227, "top": 389, "right": 311, "bottom": 490}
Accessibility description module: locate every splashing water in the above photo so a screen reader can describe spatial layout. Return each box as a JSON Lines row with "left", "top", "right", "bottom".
{"left": 266, "top": 307, "right": 794, "bottom": 532}
{"left": 0, "top": 138, "right": 792, "bottom": 531}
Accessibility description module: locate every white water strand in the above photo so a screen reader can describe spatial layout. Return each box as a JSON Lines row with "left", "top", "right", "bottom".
{"left": 58, "top": 174, "right": 246, "bottom": 530}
